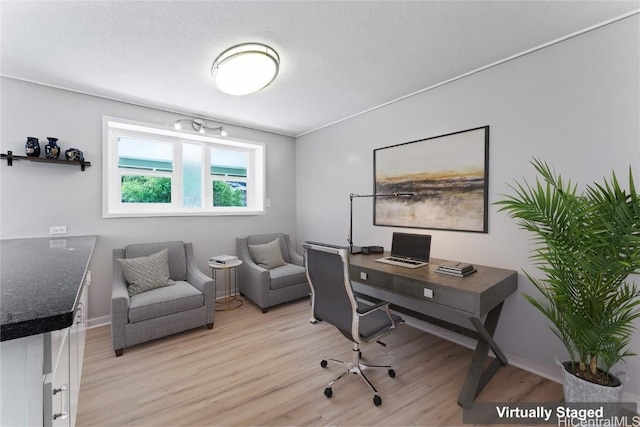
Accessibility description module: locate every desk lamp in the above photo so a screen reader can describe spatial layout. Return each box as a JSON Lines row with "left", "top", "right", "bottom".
{"left": 348, "top": 192, "right": 414, "bottom": 254}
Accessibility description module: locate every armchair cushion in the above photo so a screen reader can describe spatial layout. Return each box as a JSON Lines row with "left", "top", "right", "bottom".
{"left": 117, "top": 248, "right": 175, "bottom": 296}
{"left": 269, "top": 263, "right": 307, "bottom": 290}
{"left": 128, "top": 280, "right": 204, "bottom": 323}
{"left": 248, "top": 238, "right": 286, "bottom": 270}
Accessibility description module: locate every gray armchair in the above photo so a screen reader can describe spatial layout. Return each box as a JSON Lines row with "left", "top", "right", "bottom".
{"left": 111, "top": 241, "right": 215, "bottom": 356}
{"left": 236, "top": 233, "right": 310, "bottom": 312}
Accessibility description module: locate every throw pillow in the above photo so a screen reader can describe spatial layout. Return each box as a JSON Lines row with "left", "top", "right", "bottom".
{"left": 248, "top": 238, "right": 286, "bottom": 270}
{"left": 117, "top": 248, "right": 175, "bottom": 296}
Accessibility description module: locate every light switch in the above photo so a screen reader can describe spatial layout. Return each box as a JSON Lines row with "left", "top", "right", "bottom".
{"left": 423, "top": 288, "right": 434, "bottom": 298}
{"left": 360, "top": 272, "right": 368, "bottom": 280}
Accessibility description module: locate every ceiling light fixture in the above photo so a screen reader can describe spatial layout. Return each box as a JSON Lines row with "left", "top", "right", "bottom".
{"left": 212, "top": 43, "right": 280, "bottom": 96}
{"left": 173, "top": 118, "right": 227, "bottom": 137}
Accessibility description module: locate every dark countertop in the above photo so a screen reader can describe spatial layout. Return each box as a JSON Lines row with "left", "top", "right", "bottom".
{"left": 1, "top": 236, "right": 96, "bottom": 341}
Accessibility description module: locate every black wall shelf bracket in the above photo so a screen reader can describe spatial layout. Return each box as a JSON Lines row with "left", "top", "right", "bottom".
{"left": 1, "top": 151, "right": 91, "bottom": 171}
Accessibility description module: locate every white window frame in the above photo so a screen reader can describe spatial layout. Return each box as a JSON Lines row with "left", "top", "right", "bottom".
{"left": 103, "top": 116, "right": 265, "bottom": 218}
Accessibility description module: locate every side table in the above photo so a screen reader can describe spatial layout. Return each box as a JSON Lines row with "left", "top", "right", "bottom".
{"left": 209, "top": 259, "right": 243, "bottom": 311}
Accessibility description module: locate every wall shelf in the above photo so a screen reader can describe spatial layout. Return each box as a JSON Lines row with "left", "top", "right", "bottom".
{"left": 1, "top": 151, "right": 91, "bottom": 171}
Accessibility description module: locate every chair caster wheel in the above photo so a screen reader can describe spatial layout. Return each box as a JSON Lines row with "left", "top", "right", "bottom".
{"left": 388, "top": 369, "right": 396, "bottom": 378}
{"left": 324, "top": 387, "right": 333, "bottom": 398}
{"left": 320, "top": 360, "right": 328, "bottom": 368}
{"left": 373, "top": 395, "right": 382, "bottom": 406}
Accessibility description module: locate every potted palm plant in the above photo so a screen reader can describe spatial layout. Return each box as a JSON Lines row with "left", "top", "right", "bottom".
{"left": 496, "top": 159, "right": 640, "bottom": 402}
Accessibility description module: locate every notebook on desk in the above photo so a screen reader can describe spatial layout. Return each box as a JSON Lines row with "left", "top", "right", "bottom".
{"left": 375, "top": 232, "right": 431, "bottom": 269}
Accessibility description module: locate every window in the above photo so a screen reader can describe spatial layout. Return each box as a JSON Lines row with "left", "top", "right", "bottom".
{"left": 103, "top": 117, "right": 265, "bottom": 217}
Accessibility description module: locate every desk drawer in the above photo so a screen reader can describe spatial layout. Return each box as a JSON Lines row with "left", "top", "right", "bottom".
{"left": 350, "top": 267, "right": 478, "bottom": 316}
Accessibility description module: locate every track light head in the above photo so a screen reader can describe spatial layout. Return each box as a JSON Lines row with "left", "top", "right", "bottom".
{"left": 173, "top": 118, "right": 227, "bottom": 137}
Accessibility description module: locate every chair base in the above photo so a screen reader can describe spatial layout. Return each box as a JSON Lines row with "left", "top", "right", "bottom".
{"left": 320, "top": 342, "right": 396, "bottom": 406}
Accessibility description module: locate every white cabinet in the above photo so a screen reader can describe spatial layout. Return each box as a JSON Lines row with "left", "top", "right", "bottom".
{"left": 0, "top": 277, "right": 89, "bottom": 427}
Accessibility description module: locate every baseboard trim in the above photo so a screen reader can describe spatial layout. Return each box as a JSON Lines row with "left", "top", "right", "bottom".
{"left": 87, "top": 315, "right": 111, "bottom": 329}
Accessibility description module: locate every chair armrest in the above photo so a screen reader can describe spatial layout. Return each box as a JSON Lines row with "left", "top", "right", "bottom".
{"left": 111, "top": 248, "right": 130, "bottom": 351}
{"left": 289, "top": 250, "right": 304, "bottom": 266}
{"left": 284, "top": 234, "right": 304, "bottom": 266}
{"left": 236, "top": 237, "right": 271, "bottom": 307}
{"left": 184, "top": 243, "right": 215, "bottom": 325}
{"left": 184, "top": 243, "right": 214, "bottom": 293}
{"left": 357, "top": 301, "right": 390, "bottom": 316}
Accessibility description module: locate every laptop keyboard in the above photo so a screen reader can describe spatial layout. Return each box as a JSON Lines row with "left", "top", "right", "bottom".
{"left": 389, "top": 257, "right": 421, "bottom": 265}
{"left": 375, "top": 256, "right": 427, "bottom": 268}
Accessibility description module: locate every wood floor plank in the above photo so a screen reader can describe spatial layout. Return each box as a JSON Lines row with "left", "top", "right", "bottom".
{"left": 77, "top": 298, "right": 562, "bottom": 426}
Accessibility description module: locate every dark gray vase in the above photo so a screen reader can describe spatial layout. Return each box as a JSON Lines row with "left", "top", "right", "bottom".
{"left": 45, "top": 137, "right": 60, "bottom": 159}
{"left": 25, "top": 137, "right": 40, "bottom": 157}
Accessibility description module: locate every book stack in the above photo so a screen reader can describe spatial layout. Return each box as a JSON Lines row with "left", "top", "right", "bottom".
{"left": 435, "top": 261, "right": 477, "bottom": 277}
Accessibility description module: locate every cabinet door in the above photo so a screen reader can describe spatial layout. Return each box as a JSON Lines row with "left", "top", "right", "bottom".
{"left": 45, "top": 329, "right": 70, "bottom": 427}
{"left": 1, "top": 335, "right": 44, "bottom": 426}
{"left": 69, "top": 281, "right": 88, "bottom": 427}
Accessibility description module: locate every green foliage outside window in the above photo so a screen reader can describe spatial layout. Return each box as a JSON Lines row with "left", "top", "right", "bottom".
{"left": 213, "top": 181, "right": 245, "bottom": 207}
{"left": 121, "top": 176, "right": 171, "bottom": 203}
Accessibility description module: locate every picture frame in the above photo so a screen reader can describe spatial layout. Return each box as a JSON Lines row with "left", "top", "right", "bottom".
{"left": 373, "top": 126, "right": 489, "bottom": 233}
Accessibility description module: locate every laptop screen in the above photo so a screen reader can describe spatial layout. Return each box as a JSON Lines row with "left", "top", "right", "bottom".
{"left": 390, "top": 232, "right": 431, "bottom": 262}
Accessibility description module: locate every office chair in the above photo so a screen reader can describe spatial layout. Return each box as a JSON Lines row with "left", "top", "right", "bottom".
{"left": 303, "top": 242, "right": 404, "bottom": 406}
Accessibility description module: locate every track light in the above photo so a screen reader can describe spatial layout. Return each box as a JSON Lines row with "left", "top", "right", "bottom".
{"left": 173, "top": 118, "right": 227, "bottom": 137}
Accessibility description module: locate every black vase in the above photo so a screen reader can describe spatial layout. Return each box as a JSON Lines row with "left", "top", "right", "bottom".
{"left": 65, "top": 148, "right": 84, "bottom": 161}
{"left": 25, "top": 137, "right": 40, "bottom": 157}
{"left": 45, "top": 137, "right": 60, "bottom": 159}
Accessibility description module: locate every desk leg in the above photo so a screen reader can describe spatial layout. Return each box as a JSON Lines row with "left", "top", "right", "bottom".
{"left": 458, "top": 302, "right": 506, "bottom": 408}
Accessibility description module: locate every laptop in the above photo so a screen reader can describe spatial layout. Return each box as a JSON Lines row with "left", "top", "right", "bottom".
{"left": 375, "top": 232, "right": 431, "bottom": 269}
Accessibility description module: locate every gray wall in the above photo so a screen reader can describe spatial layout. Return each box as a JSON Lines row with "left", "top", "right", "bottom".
{"left": 296, "top": 16, "right": 640, "bottom": 400}
{"left": 0, "top": 78, "right": 298, "bottom": 324}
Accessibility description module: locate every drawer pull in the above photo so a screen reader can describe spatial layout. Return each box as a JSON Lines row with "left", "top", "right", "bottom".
{"left": 53, "top": 384, "right": 69, "bottom": 420}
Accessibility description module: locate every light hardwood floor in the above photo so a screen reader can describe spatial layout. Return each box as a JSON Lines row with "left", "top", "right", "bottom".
{"left": 77, "top": 298, "right": 562, "bottom": 426}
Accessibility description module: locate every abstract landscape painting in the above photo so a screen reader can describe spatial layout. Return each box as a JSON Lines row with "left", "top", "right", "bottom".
{"left": 374, "top": 126, "right": 489, "bottom": 232}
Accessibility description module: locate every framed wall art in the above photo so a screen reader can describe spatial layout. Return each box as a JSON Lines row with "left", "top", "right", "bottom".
{"left": 373, "top": 126, "right": 489, "bottom": 233}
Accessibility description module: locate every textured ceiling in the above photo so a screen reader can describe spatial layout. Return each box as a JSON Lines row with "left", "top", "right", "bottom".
{"left": 1, "top": 1, "right": 638, "bottom": 137}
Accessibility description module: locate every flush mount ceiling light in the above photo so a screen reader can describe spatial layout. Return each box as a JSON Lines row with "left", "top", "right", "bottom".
{"left": 212, "top": 43, "right": 280, "bottom": 96}
{"left": 173, "top": 118, "right": 227, "bottom": 137}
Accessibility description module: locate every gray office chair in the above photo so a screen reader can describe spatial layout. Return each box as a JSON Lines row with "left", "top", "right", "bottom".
{"left": 303, "top": 242, "right": 404, "bottom": 406}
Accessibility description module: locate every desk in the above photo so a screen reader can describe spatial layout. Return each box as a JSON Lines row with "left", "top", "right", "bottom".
{"left": 349, "top": 253, "right": 517, "bottom": 408}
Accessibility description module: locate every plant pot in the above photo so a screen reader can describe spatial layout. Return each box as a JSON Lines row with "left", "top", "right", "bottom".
{"left": 562, "top": 361, "right": 623, "bottom": 403}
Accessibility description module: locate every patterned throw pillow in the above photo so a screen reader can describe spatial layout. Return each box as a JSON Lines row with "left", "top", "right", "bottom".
{"left": 117, "top": 248, "right": 175, "bottom": 296}
{"left": 248, "top": 238, "right": 286, "bottom": 270}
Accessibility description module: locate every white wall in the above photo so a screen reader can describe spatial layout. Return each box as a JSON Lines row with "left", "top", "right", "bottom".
{"left": 296, "top": 15, "right": 640, "bottom": 400}
{"left": 0, "top": 78, "right": 298, "bottom": 325}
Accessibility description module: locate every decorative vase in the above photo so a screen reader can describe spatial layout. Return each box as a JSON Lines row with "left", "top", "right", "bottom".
{"left": 25, "top": 137, "right": 40, "bottom": 157}
{"left": 65, "top": 148, "right": 84, "bottom": 161}
{"left": 45, "top": 137, "right": 60, "bottom": 159}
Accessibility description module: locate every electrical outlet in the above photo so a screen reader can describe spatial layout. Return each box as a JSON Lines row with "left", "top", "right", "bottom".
{"left": 49, "top": 226, "right": 67, "bottom": 235}
{"left": 49, "top": 239, "right": 67, "bottom": 249}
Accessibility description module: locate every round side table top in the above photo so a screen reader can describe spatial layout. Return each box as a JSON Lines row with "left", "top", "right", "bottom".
{"left": 208, "top": 259, "right": 243, "bottom": 269}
